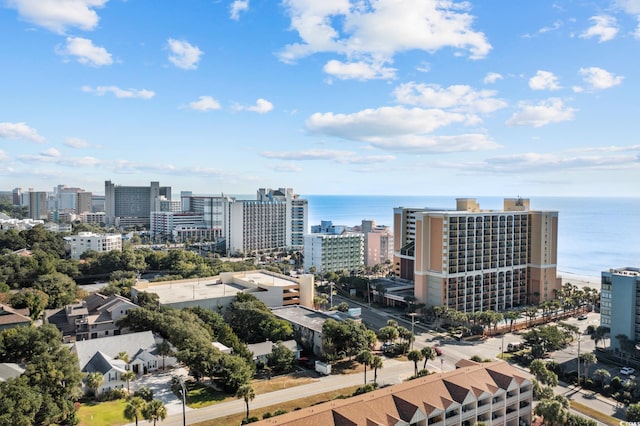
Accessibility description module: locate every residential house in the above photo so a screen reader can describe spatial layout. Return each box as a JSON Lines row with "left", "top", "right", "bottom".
{"left": 247, "top": 339, "right": 301, "bottom": 364}
{"left": 0, "top": 304, "right": 31, "bottom": 331}
{"left": 45, "top": 293, "right": 138, "bottom": 342}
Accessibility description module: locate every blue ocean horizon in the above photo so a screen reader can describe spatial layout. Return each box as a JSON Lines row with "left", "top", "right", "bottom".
{"left": 304, "top": 195, "right": 640, "bottom": 280}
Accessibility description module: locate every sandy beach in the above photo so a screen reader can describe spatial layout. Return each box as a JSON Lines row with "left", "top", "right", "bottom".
{"left": 558, "top": 271, "right": 601, "bottom": 290}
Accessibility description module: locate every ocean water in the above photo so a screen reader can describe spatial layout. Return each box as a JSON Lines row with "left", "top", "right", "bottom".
{"left": 304, "top": 195, "right": 640, "bottom": 279}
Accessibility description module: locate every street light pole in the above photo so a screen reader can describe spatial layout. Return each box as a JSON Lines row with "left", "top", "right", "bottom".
{"left": 501, "top": 333, "right": 505, "bottom": 359}
{"left": 410, "top": 313, "right": 418, "bottom": 350}
{"left": 577, "top": 336, "right": 582, "bottom": 387}
{"left": 179, "top": 376, "right": 187, "bottom": 426}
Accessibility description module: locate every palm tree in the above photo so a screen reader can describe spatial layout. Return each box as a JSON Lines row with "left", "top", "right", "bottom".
{"left": 85, "top": 372, "right": 104, "bottom": 399}
{"left": 421, "top": 346, "right": 436, "bottom": 370}
{"left": 593, "top": 368, "right": 611, "bottom": 388}
{"left": 115, "top": 351, "right": 130, "bottom": 364}
{"left": 121, "top": 370, "right": 136, "bottom": 394}
{"left": 356, "top": 350, "right": 373, "bottom": 384}
{"left": 370, "top": 355, "right": 383, "bottom": 385}
{"left": 407, "top": 349, "right": 424, "bottom": 376}
{"left": 155, "top": 340, "right": 173, "bottom": 370}
{"left": 236, "top": 384, "right": 255, "bottom": 421}
{"left": 580, "top": 353, "right": 596, "bottom": 383}
{"left": 142, "top": 399, "right": 167, "bottom": 426}
{"left": 534, "top": 399, "right": 568, "bottom": 426}
{"left": 523, "top": 306, "right": 538, "bottom": 327}
{"left": 123, "top": 396, "right": 146, "bottom": 426}
{"left": 504, "top": 310, "right": 521, "bottom": 331}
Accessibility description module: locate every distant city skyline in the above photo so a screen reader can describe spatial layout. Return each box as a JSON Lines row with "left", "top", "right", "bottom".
{"left": 1, "top": 1, "right": 640, "bottom": 196}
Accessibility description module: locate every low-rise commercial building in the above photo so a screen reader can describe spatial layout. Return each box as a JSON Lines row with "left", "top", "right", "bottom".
{"left": 64, "top": 231, "right": 122, "bottom": 259}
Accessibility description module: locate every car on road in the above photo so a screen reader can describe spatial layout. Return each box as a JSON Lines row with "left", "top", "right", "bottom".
{"left": 620, "top": 367, "right": 635, "bottom": 375}
{"left": 578, "top": 314, "right": 588, "bottom": 320}
{"left": 434, "top": 346, "right": 443, "bottom": 356}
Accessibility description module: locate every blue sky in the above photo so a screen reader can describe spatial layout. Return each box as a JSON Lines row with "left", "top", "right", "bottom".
{"left": 1, "top": 0, "right": 639, "bottom": 197}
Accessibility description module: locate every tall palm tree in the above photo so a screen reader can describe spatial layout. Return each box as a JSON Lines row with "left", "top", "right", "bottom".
{"left": 580, "top": 353, "right": 596, "bottom": 383}
{"left": 407, "top": 349, "right": 424, "bottom": 376}
{"left": 155, "top": 340, "right": 173, "bottom": 370}
{"left": 142, "top": 399, "right": 167, "bottom": 426}
{"left": 123, "top": 396, "right": 145, "bottom": 426}
{"left": 115, "top": 351, "right": 130, "bottom": 364}
{"left": 121, "top": 370, "right": 136, "bottom": 394}
{"left": 356, "top": 350, "right": 373, "bottom": 384}
{"left": 236, "top": 384, "right": 255, "bottom": 421}
{"left": 370, "top": 355, "right": 383, "bottom": 385}
{"left": 421, "top": 346, "right": 436, "bottom": 370}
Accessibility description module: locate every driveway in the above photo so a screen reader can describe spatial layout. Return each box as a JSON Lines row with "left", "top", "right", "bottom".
{"left": 134, "top": 367, "right": 192, "bottom": 416}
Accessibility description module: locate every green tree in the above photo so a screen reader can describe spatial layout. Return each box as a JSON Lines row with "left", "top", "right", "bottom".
{"left": 534, "top": 398, "right": 568, "bottom": 426}
{"left": 371, "top": 355, "right": 383, "bottom": 385}
{"left": 33, "top": 272, "right": 77, "bottom": 308}
{"left": 124, "top": 396, "right": 146, "bottom": 426}
{"left": 236, "top": 384, "right": 256, "bottom": 421}
{"left": 155, "top": 340, "right": 173, "bottom": 370}
{"left": 86, "top": 372, "right": 104, "bottom": 399}
{"left": 0, "top": 376, "right": 43, "bottom": 425}
{"left": 579, "top": 353, "right": 596, "bottom": 383}
{"left": 593, "top": 369, "right": 610, "bottom": 388}
{"left": 407, "top": 349, "right": 424, "bottom": 376}
{"left": 421, "top": 346, "right": 436, "bottom": 369}
{"left": 8, "top": 288, "right": 49, "bottom": 319}
{"left": 218, "top": 354, "right": 253, "bottom": 393}
{"left": 627, "top": 403, "right": 640, "bottom": 422}
{"left": 142, "top": 399, "right": 167, "bottom": 426}
{"left": 121, "top": 370, "right": 136, "bottom": 394}
{"left": 356, "top": 349, "right": 373, "bottom": 384}
{"left": 267, "top": 342, "right": 296, "bottom": 373}
{"left": 377, "top": 325, "right": 399, "bottom": 344}
{"left": 529, "top": 360, "right": 558, "bottom": 387}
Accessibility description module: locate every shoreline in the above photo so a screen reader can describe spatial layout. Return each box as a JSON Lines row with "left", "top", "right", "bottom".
{"left": 558, "top": 271, "right": 600, "bottom": 290}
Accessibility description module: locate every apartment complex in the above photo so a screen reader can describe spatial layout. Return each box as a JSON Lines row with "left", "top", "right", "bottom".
{"left": 394, "top": 198, "right": 559, "bottom": 312}
{"left": 28, "top": 190, "right": 48, "bottom": 220}
{"left": 253, "top": 360, "right": 533, "bottom": 426}
{"left": 600, "top": 267, "right": 640, "bottom": 351}
{"left": 361, "top": 219, "right": 394, "bottom": 267}
{"left": 227, "top": 188, "right": 307, "bottom": 255}
{"left": 303, "top": 228, "right": 364, "bottom": 274}
{"left": 64, "top": 231, "right": 122, "bottom": 259}
{"left": 104, "top": 180, "right": 171, "bottom": 227}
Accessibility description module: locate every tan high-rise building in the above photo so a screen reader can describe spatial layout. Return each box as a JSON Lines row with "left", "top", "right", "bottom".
{"left": 393, "top": 198, "right": 560, "bottom": 312}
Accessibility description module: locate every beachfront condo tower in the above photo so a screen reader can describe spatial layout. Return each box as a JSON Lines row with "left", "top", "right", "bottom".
{"left": 393, "top": 198, "right": 560, "bottom": 312}
{"left": 600, "top": 267, "right": 640, "bottom": 351}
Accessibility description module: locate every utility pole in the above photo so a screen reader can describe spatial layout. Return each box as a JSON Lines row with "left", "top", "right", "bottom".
{"left": 577, "top": 335, "right": 582, "bottom": 386}
{"left": 410, "top": 312, "right": 418, "bottom": 350}
{"left": 501, "top": 333, "right": 505, "bottom": 359}
{"left": 178, "top": 376, "right": 187, "bottom": 426}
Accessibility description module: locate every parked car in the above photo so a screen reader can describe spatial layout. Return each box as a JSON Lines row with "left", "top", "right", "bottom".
{"left": 620, "top": 367, "right": 635, "bottom": 375}
{"left": 578, "top": 314, "right": 588, "bottom": 320}
{"left": 434, "top": 346, "right": 443, "bottom": 356}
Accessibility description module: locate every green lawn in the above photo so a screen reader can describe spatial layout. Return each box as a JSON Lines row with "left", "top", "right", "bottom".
{"left": 186, "top": 381, "right": 233, "bottom": 408}
{"left": 77, "top": 400, "right": 128, "bottom": 426}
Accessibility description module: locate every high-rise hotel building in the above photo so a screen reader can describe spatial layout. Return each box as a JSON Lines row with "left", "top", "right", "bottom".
{"left": 394, "top": 198, "right": 559, "bottom": 312}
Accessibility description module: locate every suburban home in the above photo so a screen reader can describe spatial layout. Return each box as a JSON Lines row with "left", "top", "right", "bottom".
{"left": 0, "top": 304, "right": 31, "bottom": 331}
{"left": 73, "top": 331, "right": 178, "bottom": 394}
{"left": 213, "top": 341, "right": 233, "bottom": 354}
{"left": 45, "top": 293, "right": 138, "bottom": 342}
{"left": 247, "top": 339, "right": 301, "bottom": 364}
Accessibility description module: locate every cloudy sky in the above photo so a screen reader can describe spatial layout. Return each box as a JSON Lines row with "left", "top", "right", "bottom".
{"left": 1, "top": 0, "right": 639, "bottom": 196}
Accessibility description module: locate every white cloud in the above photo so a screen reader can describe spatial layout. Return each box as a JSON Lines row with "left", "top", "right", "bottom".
{"left": 483, "top": 72, "right": 503, "bottom": 84}
{"left": 260, "top": 149, "right": 396, "bottom": 164}
{"left": 64, "top": 137, "right": 90, "bottom": 148}
{"left": 506, "top": 98, "right": 576, "bottom": 127}
{"left": 323, "top": 59, "right": 396, "bottom": 80}
{"left": 5, "top": 0, "right": 107, "bottom": 33}
{"left": 393, "top": 83, "right": 507, "bottom": 114}
{"left": 235, "top": 98, "right": 274, "bottom": 114}
{"left": 167, "top": 38, "right": 203, "bottom": 70}
{"left": 188, "top": 96, "right": 221, "bottom": 111}
{"left": 0, "top": 122, "right": 45, "bottom": 142}
{"left": 56, "top": 36, "right": 112, "bottom": 67}
{"left": 273, "top": 163, "right": 303, "bottom": 173}
{"left": 616, "top": 0, "right": 640, "bottom": 14}
{"left": 230, "top": 0, "right": 249, "bottom": 20}
{"left": 529, "top": 70, "right": 561, "bottom": 91}
{"left": 0, "top": 150, "right": 7, "bottom": 161}
{"left": 306, "top": 106, "right": 500, "bottom": 153}
{"left": 279, "top": 0, "right": 491, "bottom": 79}
{"left": 82, "top": 85, "right": 155, "bottom": 99}
{"left": 40, "top": 147, "right": 60, "bottom": 157}
{"left": 579, "top": 67, "right": 624, "bottom": 90}
{"left": 580, "top": 15, "right": 618, "bottom": 42}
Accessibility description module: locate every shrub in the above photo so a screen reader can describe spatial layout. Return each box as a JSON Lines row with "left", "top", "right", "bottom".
{"left": 241, "top": 416, "right": 259, "bottom": 424}
{"left": 274, "top": 409, "right": 288, "bottom": 416}
{"left": 262, "top": 412, "right": 273, "bottom": 419}
{"left": 611, "top": 376, "right": 623, "bottom": 390}
{"left": 134, "top": 386, "right": 154, "bottom": 402}
{"left": 353, "top": 384, "right": 376, "bottom": 395}
{"left": 97, "top": 388, "right": 127, "bottom": 401}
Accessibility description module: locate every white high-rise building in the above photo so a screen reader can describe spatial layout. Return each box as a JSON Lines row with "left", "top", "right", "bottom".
{"left": 303, "top": 221, "right": 364, "bottom": 274}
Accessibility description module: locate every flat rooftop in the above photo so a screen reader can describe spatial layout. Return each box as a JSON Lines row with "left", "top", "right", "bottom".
{"left": 271, "top": 305, "right": 352, "bottom": 333}
{"left": 236, "top": 271, "right": 298, "bottom": 288}
{"left": 134, "top": 277, "right": 243, "bottom": 305}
